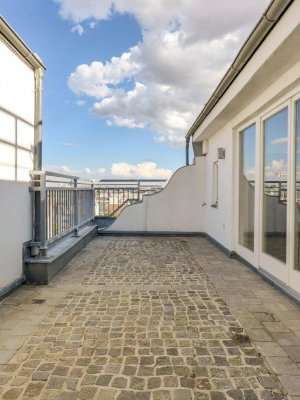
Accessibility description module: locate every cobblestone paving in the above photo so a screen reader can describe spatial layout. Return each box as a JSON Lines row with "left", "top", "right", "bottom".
{"left": 0, "top": 237, "right": 298, "bottom": 399}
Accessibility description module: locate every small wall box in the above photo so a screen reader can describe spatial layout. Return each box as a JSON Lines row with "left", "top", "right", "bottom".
{"left": 218, "top": 148, "right": 225, "bottom": 159}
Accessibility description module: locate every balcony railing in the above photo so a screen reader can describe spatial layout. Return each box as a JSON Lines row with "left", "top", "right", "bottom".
{"left": 94, "top": 179, "right": 166, "bottom": 217}
{"left": 30, "top": 171, "right": 95, "bottom": 257}
{"left": 30, "top": 172, "right": 166, "bottom": 257}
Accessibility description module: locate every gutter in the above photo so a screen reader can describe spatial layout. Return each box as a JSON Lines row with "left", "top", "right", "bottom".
{"left": 185, "top": 0, "right": 294, "bottom": 146}
{"left": 0, "top": 16, "right": 45, "bottom": 70}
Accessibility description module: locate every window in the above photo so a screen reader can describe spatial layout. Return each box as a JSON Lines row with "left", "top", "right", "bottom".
{"left": 239, "top": 124, "right": 256, "bottom": 251}
{"left": 212, "top": 161, "right": 218, "bottom": 207}
{"left": 295, "top": 101, "right": 300, "bottom": 270}
{"left": 262, "top": 108, "right": 288, "bottom": 263}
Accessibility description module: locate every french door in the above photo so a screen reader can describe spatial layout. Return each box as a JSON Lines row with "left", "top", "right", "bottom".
{"left": 259, "top": 106, "right": 289, "bottom": 283}
{"left": 237, "top": 98, "right": 300, "bottom": 291}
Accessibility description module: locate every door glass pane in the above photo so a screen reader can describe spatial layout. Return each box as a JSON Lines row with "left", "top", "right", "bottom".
{"left": 263, "top": 108, "right": 288, "bottom": 263}
{"left": 239, "top": 124, "right": 255, "bottom": 251}
{"left": 295, "top": 101, "right": 300, "bottom": 270}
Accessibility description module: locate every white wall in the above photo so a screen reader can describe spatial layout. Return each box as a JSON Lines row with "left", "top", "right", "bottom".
{"left": 204, "top": 127, "right": 233, "bottom": 250}
{"left": 0, "top": 39, "right": 35, "bottom": 291}
{"left": 107, "top": 157, "right": 207, "bottom": 233}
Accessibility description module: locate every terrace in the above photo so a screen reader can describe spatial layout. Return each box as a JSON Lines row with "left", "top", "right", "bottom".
{"left": 1, "top": 1, "right": 300, "bottom": 399}
{"left": 1, "top": 235, "right": 300, "bottom": 399}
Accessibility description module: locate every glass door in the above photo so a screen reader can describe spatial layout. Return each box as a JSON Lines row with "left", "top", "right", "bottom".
{"left": 239, "top": 124, "right": 256, "bottom": 252}
{"left": 260, "top": 107, "right": 289, "bottom": 282}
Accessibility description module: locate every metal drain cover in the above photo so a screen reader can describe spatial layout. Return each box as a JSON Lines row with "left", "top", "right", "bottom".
{"left": 31, "top": 299, "right": 46, "bottom": 304}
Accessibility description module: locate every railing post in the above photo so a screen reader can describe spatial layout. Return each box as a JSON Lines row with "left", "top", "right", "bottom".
{"left": 73, "top": 178, "right": 79, "bottom": 237}
{"left": 138, "top": 180, "right": 141, "bottom": 201}
{"left": 38, "top": 172, "right": 48, "bottom": 257}
{"left": 91, "top": 181, "right": 95, "bottom": 220}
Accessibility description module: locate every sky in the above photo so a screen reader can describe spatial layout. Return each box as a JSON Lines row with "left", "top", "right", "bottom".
{"left": 0, "top": 0, "right": 270, "bottom": 180}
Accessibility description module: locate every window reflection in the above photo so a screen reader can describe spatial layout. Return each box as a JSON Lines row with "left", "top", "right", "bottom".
{"left": 239, "top": 124, "right": 255, "bottom": 251}
{"left": 263, "top": 108, "right": 288, "bottom": 263}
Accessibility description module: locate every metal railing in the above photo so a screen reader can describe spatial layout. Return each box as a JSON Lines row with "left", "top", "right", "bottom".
{"left": 94, "top": 179, "right": 166, "bottom": 217}
{"left": 30, "top": 171, "right": 94, "bottom": 257}
{"left": 30, "top": 173, "right": 167, "bottom": 257}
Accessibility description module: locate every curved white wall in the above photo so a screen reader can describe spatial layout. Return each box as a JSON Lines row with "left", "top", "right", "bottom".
{"left": 107, "top": 157, "right": 207, "bottom": 233}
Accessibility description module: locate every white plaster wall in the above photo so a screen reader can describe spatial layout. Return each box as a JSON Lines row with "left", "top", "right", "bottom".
{"left": 0, "top": 39, "right": 35, "bottom": 291}
{"left": 107, "top": 157, "right": 207, "bottom": 232}
{"left": 204, "top": 126, "right": 233, "bottom": 250}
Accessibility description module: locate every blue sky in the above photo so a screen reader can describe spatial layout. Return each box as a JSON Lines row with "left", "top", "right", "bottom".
{"left": 0, "top": 0, "right": 269, "bottom": 179}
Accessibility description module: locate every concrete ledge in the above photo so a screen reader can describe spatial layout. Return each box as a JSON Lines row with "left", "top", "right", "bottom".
{"left": 25, "top": 225, "right": 97, "bottom": 284}
{"left": 98, "top": 230, "right": 206, "bottom": 237}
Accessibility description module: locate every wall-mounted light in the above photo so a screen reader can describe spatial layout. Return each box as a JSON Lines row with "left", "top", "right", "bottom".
{"left": 218, "top": 148, "right": 225, "bottom": 159}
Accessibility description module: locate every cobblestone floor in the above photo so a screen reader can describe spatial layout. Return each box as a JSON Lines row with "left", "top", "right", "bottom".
{"left": 0, "top": 236, "right": 300, "bottom": 400}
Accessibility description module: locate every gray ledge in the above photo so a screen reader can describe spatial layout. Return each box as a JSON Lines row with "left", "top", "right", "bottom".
{"left": 25, "top": 225, "right": 97, "bottom": 284}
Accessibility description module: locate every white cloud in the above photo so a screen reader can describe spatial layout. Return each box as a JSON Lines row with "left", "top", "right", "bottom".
{"left": 71, "top": 24, "right": 84, "bottom": 36}
{"left": 76, "top": 99, "right": 85, "bottom": 106}
{"left": 46, "top": 162, "right": 172, "bottom": 180}
{"left": 271, "top": 137, "right": 288, "bottom": 145}
{"left": 61, "top": 142, "right": 79, "bottom": 146}
{"left": 55, "top": 0, "right": 270, "bottom": 144}
{"left": 89, "top": 21, "right": 97, "bottom": 29}
{"left": 110, "top": 162, "right": 172, "bottom": 179}
{"left": 265, "top": 159, "right": 287, "bottom": 179}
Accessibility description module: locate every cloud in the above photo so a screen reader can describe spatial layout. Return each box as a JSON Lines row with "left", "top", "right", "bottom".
{"left": 271, "top": 137, "right": 288, "bottom": 145}
{"left": 71, "top": 24, "right": 84, "bottom": 36}
{"left": 55, "top": 0, "right": 269, "bottom": 144}
{"left": 89, "top": 21, "right": 97, "bottom": 29}
{"left": 110, "top": 161, "right": 172, "bottom": 179}
{"left": 46, "top": 161, "right": 172, "bottom": 180}
{"left": 265, "top": 159, "right": 287, "bottom": 179}
{"left": 61, "top": 142, "right": 79, "bottom": 146}
{"left": 76, "top": 99, "right": 85, "bottom": 106}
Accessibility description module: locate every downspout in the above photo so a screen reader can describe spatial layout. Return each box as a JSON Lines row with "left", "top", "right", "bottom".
{"left": 185, "top": 136, "right": 190, "bottom": 166}
{"left": 34, "top": 67, "right": 44, "bottom": 170}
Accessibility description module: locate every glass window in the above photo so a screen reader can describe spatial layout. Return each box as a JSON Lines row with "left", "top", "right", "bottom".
{"left": 239, "top": 124, "right": 256, "bottom": 251}
{"left": 295, "top": 101, "right": 300, "bottom": 270}
{"left": 263, "top": 108, "right": 288, "bottom": 263}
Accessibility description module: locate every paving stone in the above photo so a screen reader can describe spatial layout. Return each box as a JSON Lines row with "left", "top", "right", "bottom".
{"left": 173, "top": 389, "right": 192, "bottom": 400}
{"left": 96, "top": 389, "right": 116, "bottom": 400}
{"left": 78, "top": 386, "right": 98, "bottom": 400}
{"left": 2, "top": 387, "right": 22, "bottom": 399}
{"left": 279, "top": 375, "right": 300, "bottom": 395}
{"left": 95, "top": 374, "right": 113, "bottom": 386}
{"left": 152, "top": 390, "right": 172, "bottom": 400}
{"left": 130, "top": 376, "right": 145, "bottom": 390}
{"left": 111, "top": 376, "right": 127, "bottom": 388}
{"left": 266, "top": 357, "right": 300, "bottom": 375}
{"left": 32, "top": 371, "right": 49, "bottom": 381}
{"left": 24, "top": 382, "right": 45, "bottom": 397}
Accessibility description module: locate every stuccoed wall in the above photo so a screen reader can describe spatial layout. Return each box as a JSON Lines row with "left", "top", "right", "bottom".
{"left": 107, "top": 157, "right": 207, "bottom": 233}
{"left": 0, "top": 39, "right": 35, "bottom": 292}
